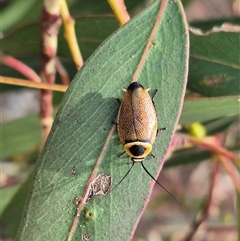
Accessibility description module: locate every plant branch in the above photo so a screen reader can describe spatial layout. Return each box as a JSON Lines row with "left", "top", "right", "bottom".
{"left": 55, "top": 57, "right": 70, "bottom": 85}
{"left": 182, "top": 161, "right": 219, "bottom": 241}
{"left": 0, "top": 54, "right": 41, "bottom": 83}
{"left": 60, "top": 0, "right": 84, "bottom": 69}
{"left": 218, "top": 154, "right": 240, "bottom": 190}
{"left": 40, "top": 0, "right": 62, "bottom": 143}
{"left": 107, "top": 0, "right": 130, "bottom": 26}
{"left": 0, "top": 76, "right": 68, "bottom": 92}
{"left": 188, "top": 136, "right": 237, "bottom": 164}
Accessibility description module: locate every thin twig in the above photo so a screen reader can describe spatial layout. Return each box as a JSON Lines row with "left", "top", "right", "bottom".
{"left": 0, "top": 54, "right": 41, "bottom": 83}
{"left": 182, "top": 161, "right": 219, "bottom": 241}
{"left": 55, "top": 58, "right": 70, "bottom": 85}
{"left": 188, "top": 136, "right": 237, "bottom": 164}
{"left": 60, "top": 0, "right": 84, "bottom": 69}
{"left": 107, "top": 0, "right": 130, "bottom": 26}
{"left": 40, "top": 0, "right": 62, "bottom": 143}
{"left": 0, "top": 76, "right": 68, "bottom": 92}
{"left": 217, "top": 154, "right": 240, "bottom": 191}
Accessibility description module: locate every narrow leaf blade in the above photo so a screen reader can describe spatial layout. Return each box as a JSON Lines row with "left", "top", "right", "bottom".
{"left": 188, "top": 25, "right": 240, "bottom": 96}
{"left": 16, "top": 1, "right": 189, "bottom": 240}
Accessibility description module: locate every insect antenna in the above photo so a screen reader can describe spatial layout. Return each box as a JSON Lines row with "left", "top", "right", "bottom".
{"left": 141, "top": 162, "right": 182, "bottom": 206}
{"left": 111, "top": 162, "right": 135, "bottom": 192}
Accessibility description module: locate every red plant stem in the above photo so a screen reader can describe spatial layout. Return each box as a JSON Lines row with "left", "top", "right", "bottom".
{"left": 182, "top": 161, "right": 219, "bottom": 241}
{"left": 188, "top": 136, "right": 237, "bottom": 164}
{"left": 55, "top": 58, "right": 70, "bottom": 85}
{"left": 218, "top": 154, "right": 240, "bottom": 191}
{"left": 0, "top": 54, "right": 41, "bottom": 83}
{"left": 40, "top": 1, "right": 62, "bottom": 142}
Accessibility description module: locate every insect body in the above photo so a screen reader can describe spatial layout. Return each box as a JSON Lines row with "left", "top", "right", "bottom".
{"left": 114, "top": 82, "right": 180, "bottom": 205}
{"left": 117, "top": 81, "right": 157, "bottom": 161}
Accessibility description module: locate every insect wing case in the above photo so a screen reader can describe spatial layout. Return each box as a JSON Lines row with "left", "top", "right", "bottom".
{"left": 117, "top": 82, "right": 158, "bottom": 146}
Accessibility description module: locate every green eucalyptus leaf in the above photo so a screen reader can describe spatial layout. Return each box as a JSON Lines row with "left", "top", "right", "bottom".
{"left": 188, "top": 25, "right": 240, "bottom": 96}
{"left": 1, "top": 16, "right": 118, "bottom": 59}
{"left": 1, "top": 179, "right": 32, "bottom": 239}
{"left": 0, "top": 115, "right": 41, "bottom": 159}
{"left": 164, "top": 148, "right": 212, "bottom": 168}
{"left": 0, "top": 0, "right": 42, "bottom": 35}
{"left": 180, "top": 96, "right": 240, "bottom": 124}
{"left": 16, "top": 1, "right": 189, "bottom": 240}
